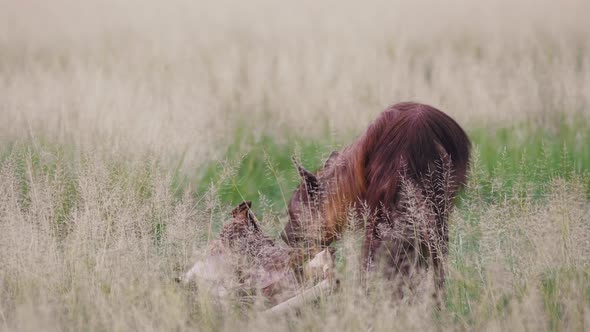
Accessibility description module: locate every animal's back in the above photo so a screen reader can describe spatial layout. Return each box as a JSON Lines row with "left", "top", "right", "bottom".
{"left": 357, "top": 102, "right": 471, "bottom": 210}
{"left": 322, "top": 102, "right": 470, "bottom": 242}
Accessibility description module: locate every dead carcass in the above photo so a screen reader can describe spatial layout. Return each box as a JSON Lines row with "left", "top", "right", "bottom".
{"left": 178, "top": 201, "right": 336, "bottom": 311}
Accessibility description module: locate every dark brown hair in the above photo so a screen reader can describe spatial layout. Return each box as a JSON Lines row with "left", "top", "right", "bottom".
{"left": 281, "top": 102, "right": 471, "bottom": 294}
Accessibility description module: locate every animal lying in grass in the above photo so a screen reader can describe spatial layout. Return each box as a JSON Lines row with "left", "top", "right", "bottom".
{"left": 178, "top": 201, "right": 335, "bottom": 307}
{"left": 281, "top": 102, "right": 471, "bottom": 299}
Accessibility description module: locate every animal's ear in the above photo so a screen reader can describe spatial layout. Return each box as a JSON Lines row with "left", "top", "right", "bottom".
{"left": 231, "top": 201, "right": 261, "bottom": 230}
{"left": 292, "top": 156, "right": 319, "bottom": 194}
{"left": 323, "top": 151, "right": 340, "bottom": 168}
{"left": 231, "top": 201, "right": 252, "bottom": 218}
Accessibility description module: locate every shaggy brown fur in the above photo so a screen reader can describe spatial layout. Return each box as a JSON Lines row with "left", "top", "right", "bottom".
{"left": 181, "top": 201, "right": 334, "bottom": 306}
{"left": 281, "top": 102, "right": 471, "bottom": 296}
{"left": 219, "top": 201, "right": 301, "bottom": 303}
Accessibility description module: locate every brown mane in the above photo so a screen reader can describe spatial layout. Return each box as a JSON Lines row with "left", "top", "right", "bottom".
{"left": 331, "top": 102, "right": 470, "bottom": 232}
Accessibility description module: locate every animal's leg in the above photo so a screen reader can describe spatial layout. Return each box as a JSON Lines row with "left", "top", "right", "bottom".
{"left": 431, "top": 248, "right": 445, "bottom": 308}
{"left": 360, "top": 222, "right": 380, "bottom": 289}
{"left": 432, "top": 219, "right": 449, "bottom": 308}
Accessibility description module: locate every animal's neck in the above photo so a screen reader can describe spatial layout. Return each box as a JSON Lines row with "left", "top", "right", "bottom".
{"left": 320, "top": 144, "right": 368, "bottom": 239}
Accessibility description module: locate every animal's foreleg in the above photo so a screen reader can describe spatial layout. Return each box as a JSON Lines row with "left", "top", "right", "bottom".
{"left": 432, "top": 249, "right": 446, "bottom": 309}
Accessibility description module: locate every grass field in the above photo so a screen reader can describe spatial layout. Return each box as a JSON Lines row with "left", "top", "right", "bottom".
{"left": 1, "top": 0, "right": 590, "bottom": 331}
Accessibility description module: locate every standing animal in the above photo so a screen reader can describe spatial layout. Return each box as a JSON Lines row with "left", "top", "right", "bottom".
{"left": 280, "top": 102, "right": 471, "bottom": 298}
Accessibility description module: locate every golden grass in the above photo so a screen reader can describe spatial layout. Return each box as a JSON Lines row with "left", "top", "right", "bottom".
{"left": 1, "top": 0, "right": 589, "bottom": 331}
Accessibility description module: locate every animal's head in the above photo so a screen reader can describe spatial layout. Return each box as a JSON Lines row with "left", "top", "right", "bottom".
{"left": 281, "top": 153, "right": 340, "bottom": 250}
{"left": 220, "top": 201, "right": 260, "bottom": 248}
{"left": 178, "top": 201, "right": 265, "bottom": 287}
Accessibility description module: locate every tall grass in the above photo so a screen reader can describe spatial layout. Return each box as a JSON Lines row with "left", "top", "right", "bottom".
{"left": 1, "top": 125, "right": 589, "bottom": 331}
{"left": 1, "top": 0, "right": 589, "bottom": 330}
